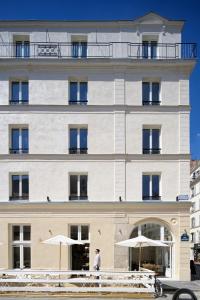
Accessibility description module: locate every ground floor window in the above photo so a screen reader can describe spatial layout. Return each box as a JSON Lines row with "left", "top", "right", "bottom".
{"left": 130, "top": 223, "right": 173, "bottom": 277}
{"left": 70, "top": 225, "right": 89, "bottom": 270}
{"left": 12, "top": 225, "right": 31, "bottom": 269}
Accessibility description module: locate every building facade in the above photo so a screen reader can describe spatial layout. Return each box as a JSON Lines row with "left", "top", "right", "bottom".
{"left": 190, "top": 160, "right": 200, "bottom": 261}
{"left": 0, "top": 12, "right": 196, "bottom": 280}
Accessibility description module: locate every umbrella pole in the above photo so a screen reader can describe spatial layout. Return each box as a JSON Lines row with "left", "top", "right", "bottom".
{"left": 139, "top": 244, "right": 141, "bottom": 271}
{"left": 59, "top": 242, "right": 61, "bottom": 287}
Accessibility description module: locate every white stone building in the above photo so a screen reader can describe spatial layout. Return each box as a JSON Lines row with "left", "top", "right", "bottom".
{"left": 0, "top": 12, "right": 196, "bottom": 280}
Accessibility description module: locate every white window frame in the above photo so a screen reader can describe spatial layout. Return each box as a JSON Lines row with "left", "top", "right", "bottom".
{"left": 69, "top": 81, "right": 88, "bottom": 102}
{"left": 143, "top": 173, "right": 161, "bottom": 199}
{"left": 143, "top": 127, "right": 161, "bottom": 152}
{"left": 70, "top": 225, "right": 90, "bottom": 242}
{"left": 10, "top": 173, "right": 29, "bottom": 200}
{"left": 10, "top": 80, "right": 28, "bottom": 102}
{"left": 69, "top": 173, "right": 88, "bottom": 200}
{"left": 12, "top": 225, "right": 31, "bottom": 269}
{"left": 10, "top": 126, "right": 28, "bottom": 153}
{"left": 69, "top": 126, "right": 88, "bottom": 151}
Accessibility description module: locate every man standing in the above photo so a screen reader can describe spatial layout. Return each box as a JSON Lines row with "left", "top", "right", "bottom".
{"left": 93, "top": 249, "right": 101, "bottom": 271}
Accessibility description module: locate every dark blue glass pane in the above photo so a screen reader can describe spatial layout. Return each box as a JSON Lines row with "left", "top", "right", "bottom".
{"left": 143, "top": 129, "right": 150, "bottom": 150}
{"left": 70, "top": 129, "right": 78, "bottom": 148}
{"left": 143, "top": 175, "right": 150, "bottom": 198}
{"left": 80, "top": 175, "right": 87, "bottom": 196}
{"left": 70, "top": 82, "right": 78, "bottom": 101}
{"left": 16, "top": 42, "right": 22, "bottom": 57}
{"left": 12, "top": 175, "right": 20, "bottom": 196}
{"left": 22, "top": 82, "right": 29, "bottom": 101}
{"left": 24, "top": 41, "right": 30, "bottom": 57}
{"left": 72, "top": 42, "right": 79, "bottom": 58}
{"left": 142, "top": 82, "right": 150, "bottom": 102}
{"left": 142, "top": 41, "right": 149, "bottom": 58}
{"left": 11, "top": 129, "right": 20, "bottom": 150}
{"left": 152, "top": 83, "right": 159, "bottom": 102}
{"left": 80, "top": 82, "right": 87, "bottom": 101}
{"left": 151, "top": 42, "right": 157, "bottom": 58}
{"left": 80, "top": 129, "right": 87, "bottom": 149}
{"left": 152, "top": 129, "right": 159, "bottom": 149}
{"left": 12, "top": 82, "right": 20, "bottom": 101}
{"left": 80, "top": 42, "right": 87, "bottom": 58}
{"left": 152, "top": 175, "right": 159, "bottom": 197}
{"left": 22, "top": 129, "right": 29, "bottom": 151}
{"left": 22, "top": 175, "right": 29, "bottom": 196}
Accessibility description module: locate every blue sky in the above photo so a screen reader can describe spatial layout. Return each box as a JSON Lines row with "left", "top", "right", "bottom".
{"left": 0, "top": 0, "right": 199, "bottom": 158}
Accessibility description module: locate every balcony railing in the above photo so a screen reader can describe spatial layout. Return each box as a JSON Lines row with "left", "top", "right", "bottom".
{"left": 69, "top": 100, "right": 88, "bottom": 105}
{"left": 0, "top": 42, "right": 197, "bottom": 59}
{"left": 142, "top": 100, "right": 161, "bottom": 106}
{"left": 69, "top": 148, "right": 88, "bottom": 154}
{"left": 9, "top": 99, "right": 29, "bottom": 105}
{"left": 143, "top": 148, "right": 161, "bottom": 154}
{"left": 9, "top": 194, "right": 29, "bottom": 201}
{"left": 69, "top": 195, "right": 88, "bottom": 201}
{"left": 9, "top": 148, "right": 29, "bottom": 154}
{"left": 143, "top": 196, "right": 161, "bottom": 201}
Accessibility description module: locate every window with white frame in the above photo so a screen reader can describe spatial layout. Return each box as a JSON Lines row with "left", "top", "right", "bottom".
{"left": 69, "top": 81, "right": 88, "bottom": 105}
{"left": 10, "top": 81, "right": 29, "bottom": 104}
{"left": 143, "top": 127, "right": 160, "bottom": 154}
{"left": 10, "top": 126, "right": 29, "bottom": 154}
{"left": 142, "top": 81, "right": 160, "bottom": 105}
{"left": 142, "top": 174, "right": 160, "bottom": 201}
{"left": 142, "top": 36, "right": 158, "bottom": 59}
{"left": 13, "top": 35, "right": 30, "bottom": 58}
{"left": 70, "top": 225, "right": 89, "bottom": 241}
{"left": 10, "top": 174, "right": 29, "bottom": 201}
{"left": 69, "top": 127, "right": 88, "bottom": 154}
{"left": 71, "top": 36, "right": 87, "bottom": 58}
{"left": 12, "top": 225, "right": 31, "bottom": 269}
{"left": 69, "top": 174, "right": 88, "bottom": 201}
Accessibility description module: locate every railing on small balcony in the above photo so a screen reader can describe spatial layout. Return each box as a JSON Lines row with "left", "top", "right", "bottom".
{"left": 143, "top": 148, "right": 161, "bottom": 154}
{"left": 9, "top": 99, "right": 29, "bottom": 105}
{"left": 0, "top": 42, "right": 197, "bottom": 59}
{"left": 143, "top": 196, "right": 161, "bottom": 201}
{"left": 69, "top": 195, "right": 88, "bottom": 201}
{"left": 9, "top": 148, "right": 29, "bottom": 154}
{"left": 142, "top": 100, "right": 161, "bottom": 106}
{"left": 9, "top": 194, "right": 29, "bottom": 201}
{"left": 69, "top": 148, "right": 88, "bottom": 154}
{"left": 69, "top": 100, "right": 88, "bottom": 105}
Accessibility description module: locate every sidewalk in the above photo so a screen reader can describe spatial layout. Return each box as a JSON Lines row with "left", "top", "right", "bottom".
{"left": 162, "top": 280, "right": 200, "bottom": 292}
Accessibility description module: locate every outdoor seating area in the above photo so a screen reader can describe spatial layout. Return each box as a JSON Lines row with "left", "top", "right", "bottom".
{"left": 0, "top": 270, "right": 155, "bottom": 293}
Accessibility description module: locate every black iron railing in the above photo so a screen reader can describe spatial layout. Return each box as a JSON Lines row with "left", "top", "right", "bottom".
{"left": 9, "top": 99, "right": 29, "bottom": 105}
{"left": 69, "top": 100, "right": 88, "bottom": 105}
{"left": 143, "top": 196, "right": 161, "bottom": 201}
{"left": 69, "top": 148, "right": 88, "bottom": 154}
{"left": 143, "top": 100, "right": 161, "bottom": 105}
{"left": 143, "top": 148, "right": 161, "bottom": 154}
{"left": 9, "top": 148, "right": 29, "bottom": 154}
{"left": 0, "top": 42, "right": 197, "bottom": 59}
{"left": 9, "top": 194, "right": 29, "bottom": 201}
{"left": 69, "top": 195, "right": 88, "bottom": 201}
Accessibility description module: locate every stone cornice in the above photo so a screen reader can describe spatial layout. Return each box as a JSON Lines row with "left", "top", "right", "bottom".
{"left": 0, "top": 154, "right": 190, "bottom": 161}
{"left": 0, "top": 201, "right": 191, "bottom": 215}
{"left": 0, "top": 105, "right": 190, "bottom": 113}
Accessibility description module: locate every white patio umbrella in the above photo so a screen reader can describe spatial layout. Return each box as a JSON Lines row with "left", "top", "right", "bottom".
{"left": 42, "top": 235, "right": 83, "bottom": 282}
{"left": 116, "top": 235, "right": 168, "bottom": 271}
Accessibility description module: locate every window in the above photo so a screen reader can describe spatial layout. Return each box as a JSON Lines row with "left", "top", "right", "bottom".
{"left": 10, "top": 81, "right": 29, "bottom": 104}
{"left": 10, "top": 174, "right": 29, "bottom": 201}
{"left": 71, "top": 42, "right": 87, "bottom": 58}
{"left": 69, "top": 81, "right": 88, "bottom": 105}
{"left": 143, "top": 128, "right": 160, "bottom": 154}
{"left": 142, "top": 40, "right": 157, "bottom": 59}
{"left": 142, "top": 82, "right": 160, "bottom": 105}
{"left": 191, "top": 217, "right": 196, "bottom": 228}
{"left": 70, "top": 225, "right": 89, "bottom": 241}
{"left": 69, "top": 127, "right": 87, "bottom": 154}
{"left": 12, "top": 225, "right": 31, "bottom": 269}
{"left": 69, "top": 174, "right": 88, "bottom": 200}
{"left": 142, "top": 174, "right": 160, "bottom": 200}
{"left": 10, "top": 127, "right": 29, "bottom": 154}
{"left": 14, "top": 39, "right": 30, "bottom": 58}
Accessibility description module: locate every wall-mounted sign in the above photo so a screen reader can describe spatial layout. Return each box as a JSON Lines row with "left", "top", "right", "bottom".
{"left": 176, "top": 194, "right": 189, "bottom": 201}
{"left": 181, "top": 232, "right": 189, "bottom": 242}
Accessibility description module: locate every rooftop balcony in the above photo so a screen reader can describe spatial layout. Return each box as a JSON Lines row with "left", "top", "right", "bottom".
{"left": 0, "top": 42, "right": 197, "bottom": 60}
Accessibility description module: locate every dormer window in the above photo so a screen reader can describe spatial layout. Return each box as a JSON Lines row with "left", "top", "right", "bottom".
{"left": 142, "top": 36, "right": 158, "bottom": 59}
{"left": 71, "top": 36, "right": 87, "bottom": 58}
{"left": 13, "top": 35, "right": 30, "bottom": 58}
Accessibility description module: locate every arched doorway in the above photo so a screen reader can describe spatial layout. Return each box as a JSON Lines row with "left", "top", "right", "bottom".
{"left": 130, "top": 222, "right": 173, "bottom": 278}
